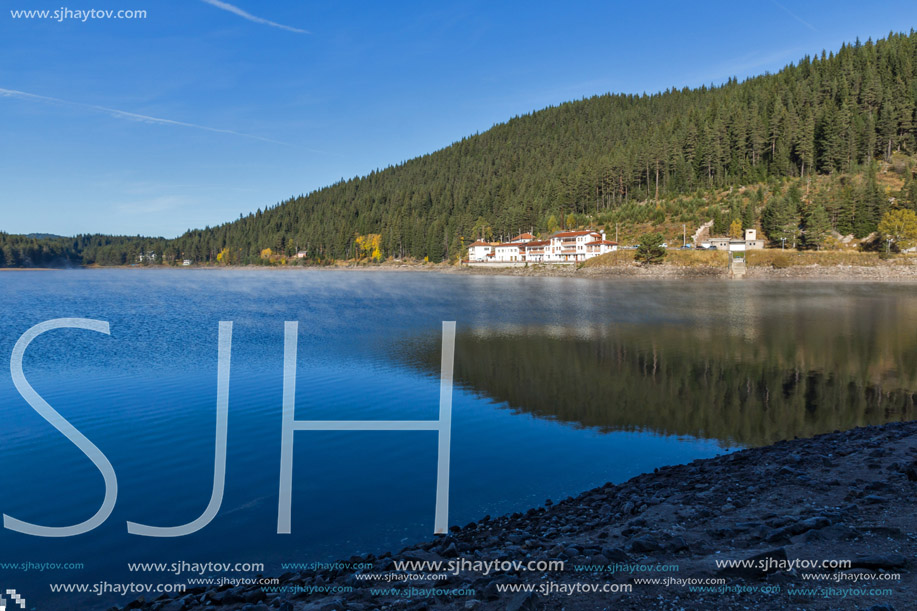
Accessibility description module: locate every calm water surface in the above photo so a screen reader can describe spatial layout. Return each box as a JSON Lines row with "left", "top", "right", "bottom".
{"left": 1, "top": 270, "right": 915, "bottom": 608}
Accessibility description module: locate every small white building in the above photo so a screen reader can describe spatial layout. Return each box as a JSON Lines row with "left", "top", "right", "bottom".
{"left": 509, "top": 232, "right": 535, "bottom": 243}
{"left": 744, "top": 229, "right": 765, "bottom": 249}
{"left": 493, "top": 241, "right": 528, "bottom": 262}
{"left": 709, "top": 229, "right": 764, "bottom": 250}
{"left": 467, "top": 240, "right": 497, "bottom": 262}
{"left": 584, "top": 238, "right": 618, "bottom": 258}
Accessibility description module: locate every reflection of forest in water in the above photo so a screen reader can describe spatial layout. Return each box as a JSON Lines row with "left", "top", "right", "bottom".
{"left": 406, "top": 291, "right": 917, "bottom": 446}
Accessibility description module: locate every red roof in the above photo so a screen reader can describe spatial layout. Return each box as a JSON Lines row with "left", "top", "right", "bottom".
{"left": 552, "top": 230, "right": 600, "bottom": 238}
{"left": 468, "top": 240, "right": 495, "bottom": 247}
{"left": 510, "top": 232, "right": 535, "bottom": 241}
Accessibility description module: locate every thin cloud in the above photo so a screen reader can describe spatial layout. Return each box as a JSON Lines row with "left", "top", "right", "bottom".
{"left": 0, "top": 87, "right": 303, "bottom": 148}
{"left": 200, "top": 0, "right": 309, "bottom": 34}
{"left": 769, "top": 0, "right": 818, "bottom": 32}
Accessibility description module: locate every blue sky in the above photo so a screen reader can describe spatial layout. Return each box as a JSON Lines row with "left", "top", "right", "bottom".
{"left": 1, "top": 0, "right": 915, "bottom": 238}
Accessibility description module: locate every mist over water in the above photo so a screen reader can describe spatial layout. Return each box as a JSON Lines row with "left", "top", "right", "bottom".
{"left": 0, "top": 270, "right": 914, "bottom": 608}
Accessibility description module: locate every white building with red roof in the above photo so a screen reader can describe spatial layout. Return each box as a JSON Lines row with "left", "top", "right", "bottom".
{"left": 543, "top": 230, "right": 617, "bottom": 262}
{"left": 469, "top": 229, "right": 616, "bottom": 264}
{"left": 521, "top": 239, "right": 550, "bottom": 262}
{"left": 467, "top": 240, "right": 498, "bottom": 262}
{"left": 584, "top": 238, "right": 618, "bottom": 258}
{"left": 493, "top": 240, "right": 531, "bottom": 262}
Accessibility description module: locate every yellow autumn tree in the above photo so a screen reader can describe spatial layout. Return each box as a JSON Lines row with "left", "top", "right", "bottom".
{"left": 260, "top": 248, "right": 273, "bottom": 259}
{"left": 216, "top": 248, "right": 231, "bottom": 265}
{"left": 878, "top": 209, "right": 917, "bottom": 251}
{"left": 369, "top": 234, "right": 382, "bottom": 261}
{"left": 354, "top": 235, "right": 364, "bottom": 259}
{"left": 355, "top": 234, "right": 382, "bottom": 261}
{"left": 728, "top": 219, "right": 743, "bottom": 239}
{"left": 546, "top": 215, "right": 559, "bottom": 233}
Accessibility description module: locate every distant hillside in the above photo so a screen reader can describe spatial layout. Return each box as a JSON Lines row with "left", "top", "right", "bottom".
{"left": 6, "top": 30, "right": 917, "bottom": 266}
{"left": 0, "top": 233, "right": 162, "bottom": 268}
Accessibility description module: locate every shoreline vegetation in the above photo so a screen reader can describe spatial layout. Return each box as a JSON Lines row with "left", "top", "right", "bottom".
{"left": 9, "top": 250, "right": 917, "bottom": 280}
{"left": 123, "top": 420, "right": 917, "bottom": 611}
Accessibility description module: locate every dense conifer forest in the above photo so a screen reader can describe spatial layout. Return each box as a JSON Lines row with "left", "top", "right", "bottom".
{"left": 4, "top": 31, "right": 917, "bottom": 267}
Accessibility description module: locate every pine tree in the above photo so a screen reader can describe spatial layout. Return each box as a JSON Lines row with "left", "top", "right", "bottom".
{"left": 805, "top": 206, "right": 832, "bottom": 249}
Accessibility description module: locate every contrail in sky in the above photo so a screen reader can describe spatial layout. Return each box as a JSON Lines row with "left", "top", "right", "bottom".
{"left": 769, "top": 0, "right": 818, "bottom": 32}
{"left": 0, "top": 87, "right": 301, "bottom": 147}
{"left": 200, "top": 0, "right": 310, "bottom": 34}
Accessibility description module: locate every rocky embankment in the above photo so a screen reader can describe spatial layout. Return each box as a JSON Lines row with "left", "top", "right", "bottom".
{"left": 123, "top": 421, "right": 917, "bottom": 611}
{"left": 458, "top": 263, "right": 917, "bottom": 280}
{"left": 335, "top": 261, "right": 917, "bottom": 280}
{"left": 743, "top": 264, "right": 917, "bottom": 280}
{"left": 457, "top": 263, "right": 728, "bottom": 279}
{"left": 109, "top": 260, "right": 917, "bottom": 281}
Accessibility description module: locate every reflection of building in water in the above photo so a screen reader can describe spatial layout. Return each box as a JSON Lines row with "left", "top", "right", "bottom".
{"left": 471, "top": 324, "right": 616, "bottom": 341}
{"left": 721, "top": 286, "right": 761, "bottom": 343}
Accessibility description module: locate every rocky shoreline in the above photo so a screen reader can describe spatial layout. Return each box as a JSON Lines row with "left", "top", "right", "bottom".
{"left": 450, "top": 262, "right": 917, "bottom": 280}
{"left": 119, "top": 421, "right": 917, "bottom": 611}
{"left": 33, "top": 260, "right": 917, "bottom": 280}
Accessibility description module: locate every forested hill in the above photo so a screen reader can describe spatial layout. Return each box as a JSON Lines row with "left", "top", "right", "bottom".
{"left": 0, "top": 233, "right": 171, "bottom": 268}
{"left": 4, "top": 30, "right": 917, "bottom": 267}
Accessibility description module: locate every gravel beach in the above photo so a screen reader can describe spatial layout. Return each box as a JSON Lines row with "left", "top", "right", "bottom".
{"left": 121, "top": 420, "right": 917, "bottom": 611}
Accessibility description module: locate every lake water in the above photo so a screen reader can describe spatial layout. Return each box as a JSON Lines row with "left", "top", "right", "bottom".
{"left": 1, "top": 270, "right": 915, "bottom": 609}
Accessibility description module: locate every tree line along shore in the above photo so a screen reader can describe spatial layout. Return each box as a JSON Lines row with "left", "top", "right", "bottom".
{"left": 13, "top": 249, "right": 916, "bottom": 283}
